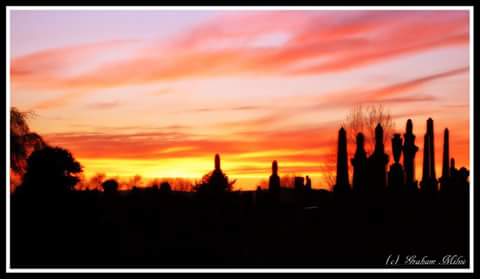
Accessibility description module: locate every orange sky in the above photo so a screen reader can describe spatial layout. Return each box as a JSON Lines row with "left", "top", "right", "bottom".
{"left": 10, "top": 9, "right": 470, "bottom": 190}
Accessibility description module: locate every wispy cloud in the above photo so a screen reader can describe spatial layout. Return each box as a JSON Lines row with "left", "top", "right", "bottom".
{"left": 12, "top": 11, "right": 469, "bottom": 95}
{"left": 305, "top": 66, "right": 469, "bottom": 109}
{"left": 184, "top": 105, "right": 263, "bottom": 113}
{"left": 44, "top": 124, "right": 338, "bottom": 161}
{"left": 85, "top": 100, "right": 121, "bottom": 110}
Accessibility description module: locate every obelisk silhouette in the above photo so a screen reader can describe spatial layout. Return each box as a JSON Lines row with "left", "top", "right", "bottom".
{"left": 334, "top": 127, "right": 350, "bottom": 192}
{"left": 403, "top": 119, "right": 418, "bottom": 189}
{"left": 440, "top": 128, "right": 450, "bottom": 191}
{"left": 441, "top": 129, "right": 450, "bottom": 179}
{"left": 421, "top": 118, "right": 438, "bottom": 192}
{"left": 269, "top": 160, "right": 281, "bottom": 193}
{"left": 214, "top": 153, "right": 221, "bottom": 171}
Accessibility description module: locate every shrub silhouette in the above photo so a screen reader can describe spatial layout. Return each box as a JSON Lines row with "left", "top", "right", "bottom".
{"left": 102, "top": 179, "right": 119, "bottom": 194}
{"left": 195, "top": 170, "right": 235, "bottom": 193}
{"left": 21, "top": 146, "right": 82, "bottom": 193}
{"left": 159, "top": 182, "right": 172, "bottom": 194}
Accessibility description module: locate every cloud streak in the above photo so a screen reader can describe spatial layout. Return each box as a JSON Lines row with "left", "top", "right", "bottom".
{"left": 12, "top": 11, "right": 469, "bottom": 100}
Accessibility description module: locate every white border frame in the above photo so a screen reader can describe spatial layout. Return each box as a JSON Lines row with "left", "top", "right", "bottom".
{"left": 5, "top": 6, "right": 474, "bottom": 274}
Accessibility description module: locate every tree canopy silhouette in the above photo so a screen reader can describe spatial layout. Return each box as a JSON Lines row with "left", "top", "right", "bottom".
{"left": 20, "top": 146, "right": 82, "bottom": 193}
{"left": 344, "top": 104, "right": 394, "bottom": 153}
{"left": 10, "top": 107, "right": 46, "bottom": 175}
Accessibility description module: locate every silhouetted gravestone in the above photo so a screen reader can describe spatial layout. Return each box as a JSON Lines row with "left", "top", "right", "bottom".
{"left": 457, "top": 167, "right": 470, "bottom": 192}
{"left": 294, "top": 176, "right": 305, "bottom": 192}
{"left": 388, "top": 134, "right": 405, "bottom": 191}
{"left": 333, "top": 127, "right": 350, "bottom": 193}
{"left": 403, "top": 119, "right": 419, "bottom": 191}
{"left": 351, "top": 132, "right": 367, "bottom": 193}
{"left": 447, "top": 158, "right": 469, "bottom": 193}
{"left": 439, "top": 128, "right": 450, "bottom": 191}
{"left": 305, "top": 176, "right": 312, "bottom": 192}
{"left": 421, "top": 118, "right": 438, "bottom": 193}
{"left": 366, "top": 124, "right": 389, "bottom": 193}
{"left": 268, "top": 160, "right": 280, "bottom": 194}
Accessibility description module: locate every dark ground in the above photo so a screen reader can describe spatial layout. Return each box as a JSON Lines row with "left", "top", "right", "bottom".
{"left": 11, "top": 188, "right": 469, "bottom": 268}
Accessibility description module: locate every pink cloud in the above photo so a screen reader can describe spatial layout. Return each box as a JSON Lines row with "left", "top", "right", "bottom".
{"left": 11, "top": 10, "right": 469, "bottom": 106}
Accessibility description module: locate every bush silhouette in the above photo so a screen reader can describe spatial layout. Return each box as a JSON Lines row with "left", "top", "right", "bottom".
{"left": 195, "top": 170, "right": 235, "bottom": 193}
{"left": 21, "top": 146, "right": 82, "bottom": 193}
{"left": 159, "top": 182, "right": 172, "bottom": 194}
{"left": 102, "top": 179, "right": 119, "bottom": 194}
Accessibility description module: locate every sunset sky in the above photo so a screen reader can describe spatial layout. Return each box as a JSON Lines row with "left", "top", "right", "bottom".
{"left": 10, "top": 9, "right": 470, "bottom": 190}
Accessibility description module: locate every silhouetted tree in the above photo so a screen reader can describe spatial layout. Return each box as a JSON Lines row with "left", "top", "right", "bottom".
{"left": 20, "top": 146, "right": 82, "bottom": 193}
{"left": 194, "top": 154, "right": 236, "bottom": 193}
{"left": 167, "top": 178, "right": 193, "bottom": 192}
{"left": 10, "top": 107, "right": 46, "bottom": 176}
{"left": 159, "top": 182, "right": 172, "bottom": 194}
{"left": 319, "top": 166, "right": 336, "bottom": 190}
{"left": 81, "top": 173, "right": 106, "bottom": 191}
{"left": 344, "top": 104, "right": 395, "bottom": 154}
{"left": 129, "top": 174, "right": 143, "bottom": 189}
{"left": 280, "top": 174, "right": 296, "bottom": 189}
{"left": 257, "top": 179, "right": 268, "bottom": 190}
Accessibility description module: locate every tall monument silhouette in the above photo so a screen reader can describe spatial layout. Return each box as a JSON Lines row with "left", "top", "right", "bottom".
{"left": 305, "top": 175, "right": 312, "bottom": 192}
{"left": 333, "top": 127, "right": 350, "bottom": 192}
{"left": 366, "top": 124, "right": 389, "bottom": 193}
{"left": 440, "top": 128, "right": 450, "bottom": 191}
{"left": 421, "top": 118, "right": 438, "bottom": 192}
{"left": 268, "top": 160, "right": 281, "bottom": 194}
{"left": 403, "top": 119, "right": 419, "bottom": 190}
{"left": 351, "top": 132, "right": 367, "bottom": 192}
{"left": 215, "top": 154, "right": 221, "bottom": 171}
{"left": 199, "top": 153, "right": 232, "bottom": 193}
